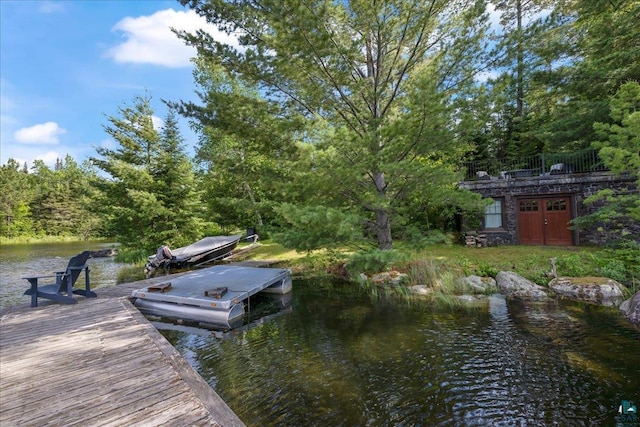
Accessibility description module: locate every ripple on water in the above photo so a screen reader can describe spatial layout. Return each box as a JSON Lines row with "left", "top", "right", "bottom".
{"left": 159, "top": 285, "right": 640, "bottom": 427}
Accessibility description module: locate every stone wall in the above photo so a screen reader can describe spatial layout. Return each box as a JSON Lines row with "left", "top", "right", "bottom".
{"left": 459, "top": 172, "right": 637, "bottom": 246}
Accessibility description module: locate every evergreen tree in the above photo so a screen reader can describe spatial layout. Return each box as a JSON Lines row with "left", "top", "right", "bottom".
{"left": 573, "top": 82, "right": 640, "bottom": 243}
{"left": 178, "top": 0, "right": 489, "bottom": 249}
{"left": 29, "top": 159, "right": 55, "bottom": 235}
{"left": 170, "top": 57, "right": 300, "bottom": 234}
{"left": 0, "top": 159, "right": 34, "bottom": 238}
{"left": 540, "top": 0, "right": 640, "bottom": 149}
{"left": 92, "top": 94, "right": 159, "bottom": 253}
{"left": 91, "top": 95, "right": 204, "bottom": 258}
{"left": 30, "top": 156, "right": 88, "bottom": 236}
{"left": 151, "top": 109, "right": 206, "bottom": 246}
{"left": 487, "top": 0, "right": 559, "bottom": 157}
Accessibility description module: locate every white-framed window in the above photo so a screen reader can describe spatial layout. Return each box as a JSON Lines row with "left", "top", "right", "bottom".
{"left": 484, "top": 199, "right": 503, "bottom": 229}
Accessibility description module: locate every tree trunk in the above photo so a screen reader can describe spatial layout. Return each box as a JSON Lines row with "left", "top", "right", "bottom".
{"left": 243, "top": 182, "right": 263, "bottom": 226}
{"left": 373, "top": 171, "right": 392, "bottom": 250}
{"left": 375, "top": 208, "right": 393, "bottom": 250}
{"left": 516, "top": 0, "right": 524, "bottom": 120}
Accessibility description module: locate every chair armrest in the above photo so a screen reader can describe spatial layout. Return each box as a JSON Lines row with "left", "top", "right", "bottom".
{"left": 22, "top": 274, "right": 59, "bottom": 280}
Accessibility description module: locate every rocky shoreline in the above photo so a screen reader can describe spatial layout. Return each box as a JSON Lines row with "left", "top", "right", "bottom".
{"left": 490, "top": 271, "right": 638, "bottom": 325}
{"left": 365, "top": 268, "right": 640, "bottom": 326}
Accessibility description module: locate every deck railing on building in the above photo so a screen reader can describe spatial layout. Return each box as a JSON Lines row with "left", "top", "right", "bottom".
{"left": 460, "top": 148, "right": 608, "bottom": 181}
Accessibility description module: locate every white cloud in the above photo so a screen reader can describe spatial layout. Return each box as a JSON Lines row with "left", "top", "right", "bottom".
{"left": 14, "top": 122, "right": 66, "bottom": 144}
{"left": 151, "top": 115, "right": 163, "bottom": 130}
{"left": 106, "top": 8, "right": 240, "bottom": 68}
{"left": 34, "top": 151, "right": 61, "bottom": 166}
{"left": 38, "top": 1, "right": 64, "bottom": 14}
{"left": 0, "top": 144, "right": 61, "bottom": 170}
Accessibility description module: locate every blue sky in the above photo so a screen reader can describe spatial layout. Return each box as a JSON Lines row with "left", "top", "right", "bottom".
{"left": 0, "top": 0, "right": 235, "bottom": 169}
{"left": 1, "top": 1, "right": 510, "bottom": 170}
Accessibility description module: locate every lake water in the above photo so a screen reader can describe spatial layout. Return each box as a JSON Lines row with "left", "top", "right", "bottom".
{"left": 160, "top": 280, "right": 640, "bottom": 426}
{"left": 0, "top": 241, "right": 130, "bottom": 310}
{"left": 2, "top": 243, "right": 639, "bottom": 425}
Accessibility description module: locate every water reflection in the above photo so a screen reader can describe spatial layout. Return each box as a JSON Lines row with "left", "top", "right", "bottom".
{"left": 161, "top": 280, "right": 640, "bottom": 427}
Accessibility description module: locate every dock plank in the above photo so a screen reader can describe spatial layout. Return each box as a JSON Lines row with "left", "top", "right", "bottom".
{"left": 1, "top": 360, "right": 170, "bottom": 413}
{"left": 0, "top": 295, "right": 245, "bottom": 427}
{"left": 1, "top": 342, "right": 159, "bottom": 390}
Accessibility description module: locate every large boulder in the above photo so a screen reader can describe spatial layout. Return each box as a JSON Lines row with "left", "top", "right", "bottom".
{"left": 549, "top": 277, "right": 625, "bottom": 307}
{"left": 463, "top": 275, "right": 498, "bottom": 294}
{"left": 619, "top": 291, "right": 640, "bottom": 325}
{"left": 368, "top": 271, "right": 408, "bottom": 286}
{"left": 408, "top": 285, "right": 432, "bottom": 296}
{"left": 495, "top": 271, "right": 549, "bottom": 301}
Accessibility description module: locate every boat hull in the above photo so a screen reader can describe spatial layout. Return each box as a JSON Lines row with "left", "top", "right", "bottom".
{"left": 145, "top": 235, "right": 242, "bottom": 275}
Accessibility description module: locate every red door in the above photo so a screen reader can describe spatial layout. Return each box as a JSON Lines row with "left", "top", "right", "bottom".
{"left": 544, "top": 198, "right": 573, "bottom": 245}
{"left": 518, "top": 199, "right": 544, "bottom": 245}
{"left": 518, "top": 197, "right": 573, "bottom": 245}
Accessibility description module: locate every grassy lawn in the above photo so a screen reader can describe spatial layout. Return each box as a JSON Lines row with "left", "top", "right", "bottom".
{"left": 410, "top": 244, "right": 597, "bottom": 283}
{"left": 239, "top": 240, "right": 638, "bottom": 291}
{"left": 236, "top": 240, "right": 309, "bottom": 262}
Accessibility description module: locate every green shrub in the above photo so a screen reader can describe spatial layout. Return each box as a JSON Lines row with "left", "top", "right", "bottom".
{"left": 596, "top": 243, "right": 640, "bottom": 288}
{"left": 551, "top": 245, "right": 639, "bottom": 288}
{"left": 116, "top": 264, "right": 146, "bottom": 284}
{"left": 530, "top": 272, "right": 552, "bottom": 287}
{"left": 405, "top": 259, "right": 440, "bottom": 286}
{"left": 555, "top": 252, "right": 597, "bottom": 277}
{"left": 115, "top": 247, "right": 149, "bottom": 263}
{"left": 475, "top": 263, "right": 499, "bottom": 278}
{"left": 599, "top": 259, "right": 629, "bottom": 284}
{"left": 346, "top": 249, "right": 405, "bottom": 276}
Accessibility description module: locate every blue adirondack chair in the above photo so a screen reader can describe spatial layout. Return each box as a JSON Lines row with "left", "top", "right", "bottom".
{"left": 23, "top": 251, "right": 97, "bottom": 307}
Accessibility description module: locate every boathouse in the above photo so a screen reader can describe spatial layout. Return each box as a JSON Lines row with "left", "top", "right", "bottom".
{"left": 458, "top": 149, "right": 638, "bottom": 246}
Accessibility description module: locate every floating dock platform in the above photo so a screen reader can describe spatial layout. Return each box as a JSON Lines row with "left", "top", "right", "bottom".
{"left": 132, "top": 265, "right": 292, "bottom": 328}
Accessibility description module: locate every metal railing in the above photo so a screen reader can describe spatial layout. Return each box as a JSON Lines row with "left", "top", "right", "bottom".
{"left": 460, "top": 148, "right": 608, "bottom": 181}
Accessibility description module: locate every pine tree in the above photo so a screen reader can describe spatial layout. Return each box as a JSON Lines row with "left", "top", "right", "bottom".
{"left": 91, "top": 95, "right": 205, "bottom": 258}
{"left": 177, "top": 0, "right": 489, "bottom": 249}
{"left": 538, "top": 0, "right": 640, "bottom": 149}
{"left": 92, "top": 95, "right": 157, "bottom": 252}
{"left": 573, "top": 82, "right": 640, "bottom": 244}
{"left": 150, "top": 109, "right": 206, "bottom": 246}
{"left": 0, "top": 159, "right": 34, "bottom": 238}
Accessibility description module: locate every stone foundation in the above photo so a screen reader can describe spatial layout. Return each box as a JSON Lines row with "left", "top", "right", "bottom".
{"left": 459, "top": 172, "right": 637, "bottom": 246}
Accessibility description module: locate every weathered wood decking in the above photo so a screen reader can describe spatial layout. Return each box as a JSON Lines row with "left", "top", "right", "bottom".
{"left": 0, "top": 274, "right": 246, "bottom": 427}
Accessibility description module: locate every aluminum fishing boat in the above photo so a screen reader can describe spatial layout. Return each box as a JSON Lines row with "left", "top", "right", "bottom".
{"left": 144, "top": 234, "right": 242, "bottom": 276}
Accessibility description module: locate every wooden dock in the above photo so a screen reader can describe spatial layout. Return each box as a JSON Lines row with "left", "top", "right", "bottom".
{"left": 0, "top": 275, "right": 246, "bottom": 427}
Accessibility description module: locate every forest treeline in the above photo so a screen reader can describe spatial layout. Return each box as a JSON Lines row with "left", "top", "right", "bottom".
{"left": 1, "top": 0, "right": 638, "bottom": 260}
